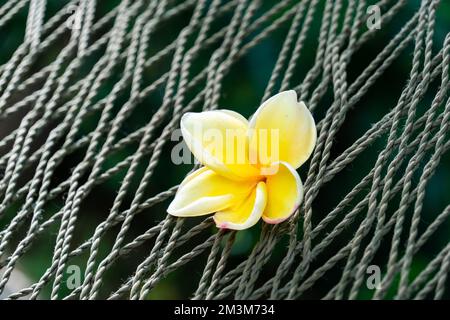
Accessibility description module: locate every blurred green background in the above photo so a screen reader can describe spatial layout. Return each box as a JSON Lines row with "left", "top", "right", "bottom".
{"left": 0, "top": 0, "right": 449, "bottom": 299}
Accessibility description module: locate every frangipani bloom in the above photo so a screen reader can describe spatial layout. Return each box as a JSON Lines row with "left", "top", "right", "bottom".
{"left": 168, "top": 90, "right": 316, "bottom": 230}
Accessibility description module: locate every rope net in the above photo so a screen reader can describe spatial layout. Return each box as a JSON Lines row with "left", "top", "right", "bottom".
{"left": 0, "top": 0, "right": 449, "bottom": 300}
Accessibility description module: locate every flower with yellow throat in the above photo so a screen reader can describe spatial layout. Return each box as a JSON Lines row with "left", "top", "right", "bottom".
{"left": 168, "top": 90, "right": 317, "bottom": 230}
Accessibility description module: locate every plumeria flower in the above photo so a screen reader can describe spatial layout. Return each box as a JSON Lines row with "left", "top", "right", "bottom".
{"left": 168, "top": 90, "right": 316, "bottom": 230}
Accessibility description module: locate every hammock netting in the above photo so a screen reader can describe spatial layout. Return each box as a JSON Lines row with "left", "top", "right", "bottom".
{"left": 0, "top": 0, "right": 449, "bottom": 300}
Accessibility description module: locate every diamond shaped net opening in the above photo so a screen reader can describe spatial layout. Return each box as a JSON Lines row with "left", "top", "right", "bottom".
{"left": 0, "top": 0, "right": 449, "bottom": 300}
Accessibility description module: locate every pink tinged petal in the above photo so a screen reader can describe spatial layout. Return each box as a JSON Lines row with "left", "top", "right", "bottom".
{"left": 249, "top": 90, "right": 317, "bottom": 170}
{"left": 262, "top": 161, "right": 303, "bottom": 224}
{"left": 180, "top": 110, "right": 260, "bottom": 181}
{"left": 214, "top": 181, "right": 267, "bottom": 231}
{"left": 167, "top": 167, "right": 256, "bottom": 217}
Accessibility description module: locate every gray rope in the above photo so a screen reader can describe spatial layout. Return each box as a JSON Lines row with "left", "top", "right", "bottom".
{"left": 0, "top": 0, "right": 448, "bottom": 300}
